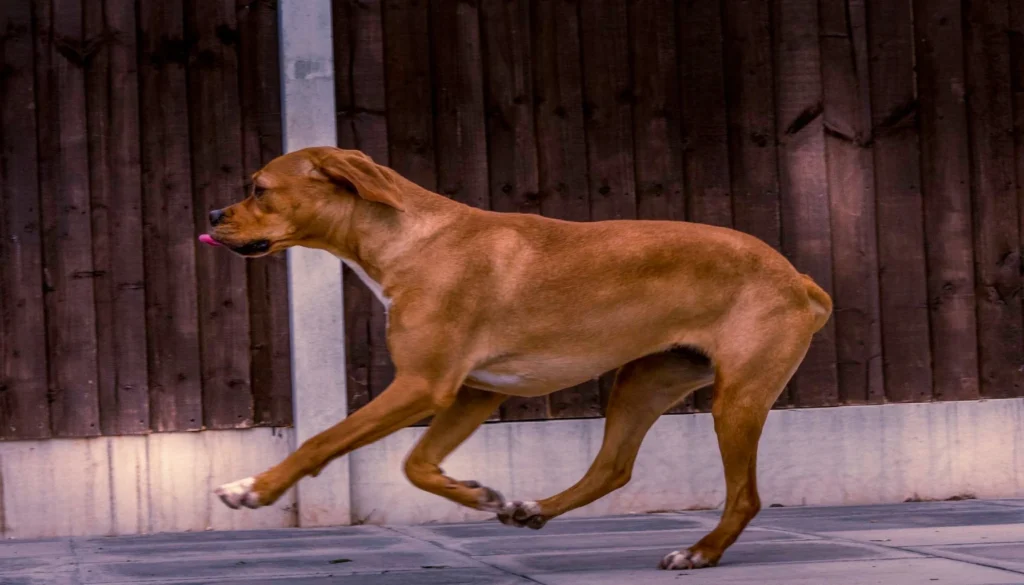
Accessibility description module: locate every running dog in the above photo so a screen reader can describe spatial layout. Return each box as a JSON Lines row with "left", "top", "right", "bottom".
{"left": 203, "top": 147, "right": 832, "bottom": 570}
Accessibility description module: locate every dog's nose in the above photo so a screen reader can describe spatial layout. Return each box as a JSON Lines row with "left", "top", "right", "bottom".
{"left": 209, "top": 209, "right": 226, "bottom": 226}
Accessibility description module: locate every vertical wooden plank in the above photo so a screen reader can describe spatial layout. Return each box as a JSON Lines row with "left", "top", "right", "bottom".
{"left": 631, "top": 0, "right": 687, "bottom": 414}
{"left": 380, "top": 0, "right": 435, "bottom": 402}
{"left": 85, "top": 0, "right": 150, "bottom": 435}
{"left": 819, "top": 0, "right": 883, "bottom": 404}
{"left": 185, "top": 0, "right": 253, "bottom": 428}
{"left": 34, "top": 0, "right": 101, "bottom": 436}
{"left": 480, "top": 0, "right": 546, "bottom": 420}
{"left": 531, "top": 0, "right": 602, "bottom": 419}
{"left": 773, "top": 0, "right": 837, "bottom": 407}
{"left": 1014, "top": 0, "right": 1024, "bottom": 400}
{"left": 383, "top": 0, "right": 437, "bottom": 190}
{"left": 867, "top": 0, "right": 932, "bottom": 402}
{"left": 580, "top": 0, "right": 635, "bottom": 415}
{"left": 0, "top": 0, "right": 51, "bottom": 440}
{"left": 430, "top": 0, "right": 489, "bottom": 209}
{"left": 913, "top": 0, "right": 979, "bottom": 401}
{"left": 721, "top": 0, "right": 781, "bottom": 251}
{"left": 964, "top": 0, "right": 1023, "bottom": 399}
{"left": 630, "top": 0, "right": 684, "bottom": 223}
{"left": 677, "top": 0, "right": 732, "bottom": 412}
{"left": 238, "top": 0, "right": 292, "bottom": 425}
{"left": 334, "top": 0, "right": 391, "bottom": 413}
{"left": 138, "top": 0, "right": 203, "bottom": 431}
{"left": 579, "top": 0, "right": 635, "bottom": 224}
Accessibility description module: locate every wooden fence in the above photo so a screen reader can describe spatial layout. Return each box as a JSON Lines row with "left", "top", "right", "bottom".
{"left": 338, "top": 0, "right": 1024, "bottom": 420}
{"left": 0, "top": 0, "right": 291, "bottom": 440}
{"left": 3, "top": 0, "right": 1023, "bottom": 440}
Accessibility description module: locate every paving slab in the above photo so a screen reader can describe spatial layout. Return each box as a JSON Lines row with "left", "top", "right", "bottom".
{"left": 1, "top": 500, "right": 1023, "bottom": 584}
{"left": 529, "top": 558, "right": 1024, "bottom": 585}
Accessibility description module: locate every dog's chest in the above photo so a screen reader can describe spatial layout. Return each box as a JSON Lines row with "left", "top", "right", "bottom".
{"left": 342, "top": 259, "right": 391, "bottom": 309}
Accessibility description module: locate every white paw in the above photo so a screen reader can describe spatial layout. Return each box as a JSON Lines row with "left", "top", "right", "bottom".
{"left": 497, "top": 500, "right": 547, "bottom": 529}
{"left": 658, "top": 548, "right": 714, "bottom": 570}
{"left": 215, "top": 477, "right": 263, "bottom": 510}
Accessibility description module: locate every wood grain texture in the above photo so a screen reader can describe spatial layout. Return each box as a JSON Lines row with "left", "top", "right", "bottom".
{"left": 431, "top": 0, "right": 489, "bottom": 209}
{"left": 138, "top": 0, "right": 203, "bottom": 432}
{"left": 34, "top": 0, "right": 102, "bottom": 436}
{"left": 819, "top": 0, "right": 883, "bottom": 404}
{"left": 531, "top": 0, "right": 602, "bottom": 419}
{"left": 0, "top": 0, "right": 51, "bottom": 440}
{"left": 773, "top": 0, "right": 837, "bottom": 407}
{"left": 186, "top": 0, "right": 253, "bottom": 428}
{"left": 630, "top": 0, "right": 684, "bottom": 224}
{"left": 867, "top": 0, "right": 933, "bottom": 403}
{"left": 85, "top": 0, "right": 150, "bottom": 435}
{"left": 239, "top": 0, "right": 292, "bottom": 425}
{"left": 913, "top": 0, "right": 980, "bottom": 401}
{"left": 721, "top": 0, "right": 781, "bottom": 251}
{"left": 1014, "top": 0, "right": 1024, "bottom": 390}
{"left": 481, "top": 0, "right": 547, "bottom": 420}
{"left": 335, "top": 0, "right": 392, "bottom": 411}
{"left": 677, "top": 0, "right": 732, "bottom": 412}
{"left": 964, "top": 0, "right": 1023, "bottom": 399}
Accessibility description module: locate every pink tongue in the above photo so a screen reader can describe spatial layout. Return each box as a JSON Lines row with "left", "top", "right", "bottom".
{"left": 198, "top": 234, "right": 222, "bottom": 247}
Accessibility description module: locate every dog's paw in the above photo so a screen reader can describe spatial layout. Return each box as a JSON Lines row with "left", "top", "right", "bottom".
{"left": 658, "top": 548, "right": 716, "bottom": 570}
{"left": 497, "top": 500, "right": 548, "bottom": 529}
{"left": 461, "top": 481, "right": 507, "bottom": 513}
{"left": 215, "top": 477, "right": 263, "bottom": 510}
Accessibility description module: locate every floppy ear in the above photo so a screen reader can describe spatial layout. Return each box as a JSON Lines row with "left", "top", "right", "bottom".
{"left": 318, "top": 149, "right": 405, "bottom": 211}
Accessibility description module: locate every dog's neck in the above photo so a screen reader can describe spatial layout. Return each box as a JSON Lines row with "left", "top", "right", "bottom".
{"left": 310, "top": 179, "right": 469, "bottom": 288}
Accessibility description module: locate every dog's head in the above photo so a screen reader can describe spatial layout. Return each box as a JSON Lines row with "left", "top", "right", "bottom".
{"left": 199, "top": 147, "right": 404, "bottom": 257}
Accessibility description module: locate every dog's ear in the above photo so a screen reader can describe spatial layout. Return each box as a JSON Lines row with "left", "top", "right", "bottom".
{"left": 317, "top": 149, "right": 405, "bottom": 211}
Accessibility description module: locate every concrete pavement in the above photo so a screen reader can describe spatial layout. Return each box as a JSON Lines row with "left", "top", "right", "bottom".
{"left": 3, "top": 499, "right": 1024, "bottom": 584}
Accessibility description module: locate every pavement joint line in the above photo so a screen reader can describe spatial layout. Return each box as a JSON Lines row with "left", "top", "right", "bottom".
{"left": 898, "top": 544, "right": 1024, "bottom": 577}
{"left": 758, "top": 521, "right": 1024, "bottom": 578}
{"left": 380, "top": 524, "right": 547, "bottom": 584}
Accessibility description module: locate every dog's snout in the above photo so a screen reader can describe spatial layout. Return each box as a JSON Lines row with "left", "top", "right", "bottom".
{"left": 209, "top": 209, "right": 226, "bottom": 226}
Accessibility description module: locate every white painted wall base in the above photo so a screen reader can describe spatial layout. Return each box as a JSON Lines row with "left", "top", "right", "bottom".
{"left": 2, "top": 399, "right": 1022, "bottom": 538}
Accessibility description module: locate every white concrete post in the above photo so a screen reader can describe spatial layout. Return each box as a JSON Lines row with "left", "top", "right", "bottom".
{"left": 278, "top": 0, "right": 350, "bottom": 527}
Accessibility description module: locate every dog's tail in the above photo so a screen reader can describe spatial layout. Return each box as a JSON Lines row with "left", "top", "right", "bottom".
{"left": 801, "top": 274, "right": 833, "bottom": 333}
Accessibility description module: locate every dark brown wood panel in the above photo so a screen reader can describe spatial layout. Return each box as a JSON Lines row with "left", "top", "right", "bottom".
{"left": 964, "top": 0, "right": 1023, "bottom": 399}
{"left": 186, "top": 0, "right": 254, "bottom": 428}
{"left": 239, "top": 0, "right": 292, "bottom": 425}
{"left": 721, "top": 0, "right": 781, "bottom": 251}
{"left": 86, "top": 0, "right": 151, "bottom": 435}
{"left": 773, "top": 0, "right": 838, "bottom": 407}
{"left": 867, "top": 0, "right": 933, "bottom": 403}
{"left": 431, "top": 0, "right": 489, "bottom": 209}
{"left": 630, "top": 0, "right": 684, "bottom": 224}
{"left": 0, "top": 0, "right": 51, "bottom": 440}
{"left": 138, "top": 0, "right": 204, "bottom": 432}
{"left": 335, "top": 0, "right": 392, "bottom": 411}
{"left": 481, "top": 0, "right": 547, "bottom": 420}
{"left": 913, "top": 0, "right": 980, "bottom": 401}
{"left": 819, "top": 0, "right": 883, "bottom": 404}
{"left": 531, "top": 0, "right": 602, "bottom": 419}
{"left": 630, "top": 0, "right": 688, "bottom": 413}
{"left": 34, "top": 0, "right": 102, "bottom": 437}
{"left": 1014, "top": 0, "right": 1024, "bottom": 361}
{"left": 579, "top": 0, "right": 637, "bottom": 415}
{"left": 677, "top": 0, "right": 732, "bottom": 411}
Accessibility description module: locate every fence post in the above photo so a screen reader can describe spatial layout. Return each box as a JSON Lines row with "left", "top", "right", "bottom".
{"left": 278, "top": 0, "right": 350, "bottom": 527}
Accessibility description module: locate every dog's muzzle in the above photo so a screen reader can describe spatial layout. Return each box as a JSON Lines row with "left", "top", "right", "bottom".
{"left": 232, "top": 240, "right": 271, "bottom": 256}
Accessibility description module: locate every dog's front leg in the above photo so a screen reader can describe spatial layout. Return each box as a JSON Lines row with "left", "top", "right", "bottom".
{"left": 215, "top": 374, "right": 444, "bottom": 510}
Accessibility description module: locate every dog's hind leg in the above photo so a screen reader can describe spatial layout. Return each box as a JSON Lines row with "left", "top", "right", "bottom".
{"left": 659, "top": 315, "right": 816, "bottom": 570}
{"left": 497, "top": 349, "right": 713, "bottom": 529}
{"left": 403, "top": 386, "right": 509, "bottom": 511}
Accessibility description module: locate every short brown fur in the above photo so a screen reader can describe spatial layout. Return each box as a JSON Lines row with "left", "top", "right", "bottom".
{"left": 211, "top": 147, "right": 831, "bottom": 569}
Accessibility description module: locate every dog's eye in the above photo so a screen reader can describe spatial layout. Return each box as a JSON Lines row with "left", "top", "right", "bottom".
{"left": 253, "top": 185, "right": 266, "bottom": 199}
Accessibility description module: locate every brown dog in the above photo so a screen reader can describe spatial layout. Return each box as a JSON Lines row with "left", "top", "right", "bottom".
{"left": 206, "top": 147, "right": 831, "bottom": 570}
